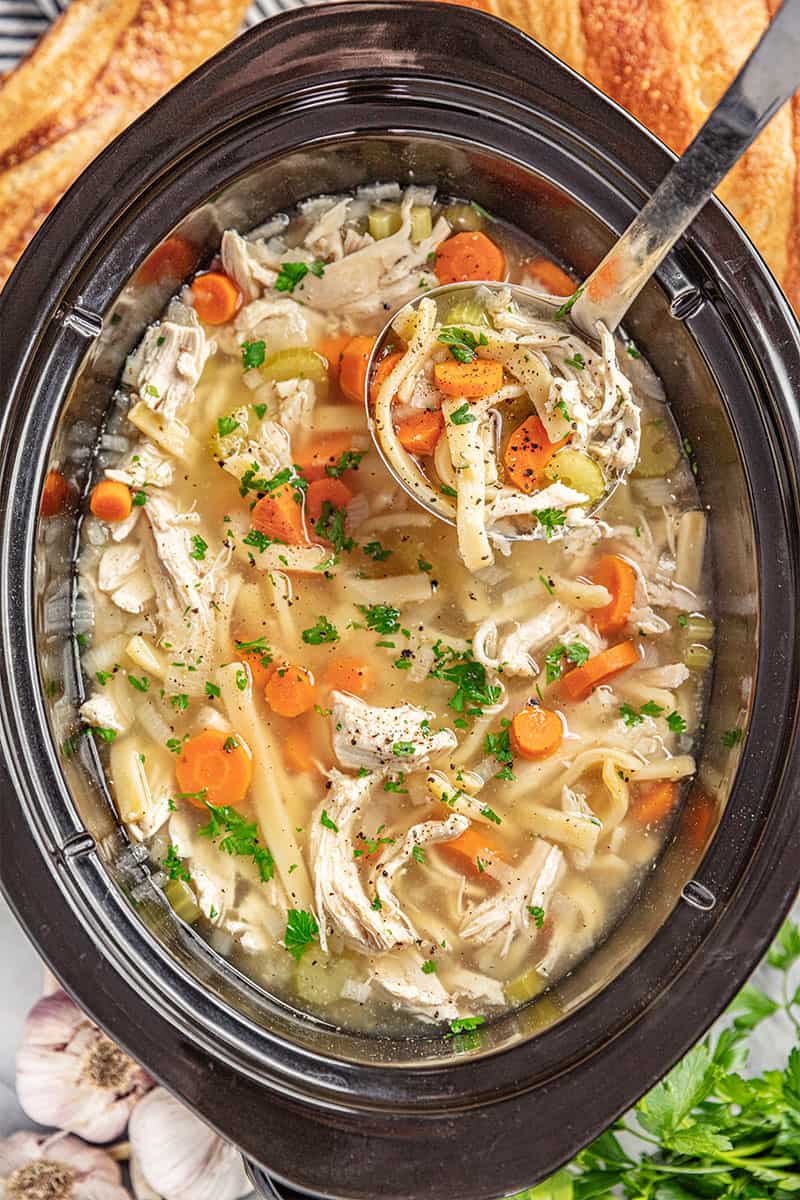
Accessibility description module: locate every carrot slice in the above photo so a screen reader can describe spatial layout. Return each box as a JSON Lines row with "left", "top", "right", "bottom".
{"left": 369, "top": 350, "right": 405, "bottom": 406}
{"left": 438, "top": 825, "right": 508, "bottom": 878}
{"left": 682, "top": 789, "right": 717, "bottom": 851}
{"left": 176, "top": 728, "right": 253, "bottom": 808}
{"left": 435, "top": 232, "right": 506, "bottom": 284}
{"left": 89, "top": 480, "right": 132, "bottom": 523}
{"left": 510, "top": 705, "right": 563, "bottom": 760}
{"left": 136, "top": 236, "right": 196, "bottom": 285}
{"left": 235, "top": 641, "right": 275, "bottom": 690}
{"left": 633, "top": 780, "right": 677, "bottom": 827}
{"left": 395, "top": 409, "right": 445, "bottom": 455}
{"left": 525, "top": 256, "right": 575, "bottom": 296}
{"left": 191, "top": 272, "right": 241, "bottom": 325}
{"left": 251, "top": 483, "right": 307, "bottom": 545}
{"left": 296, "top": 432, "right": 357, "bottom": 482}
{"left": 503, "top": 415, "right": 569, "bottom": 494}
{"left": 306, "top": 478, "right": 352, "bottom": 525}
{"left": 339, "top": 335, "right": 376, "bottom": 404}
{"left": 284, "top": 725, "right": 315, "bottom": 774}
{"left": 318, "top": 333, "right": 353, "bottom": 383}
{"left": 325, "top": 656, "right": 373, "bottom": 697}
{"left": 265, "top": 664, "right": 315, "bottom": 718}
{"left": 560, "top": 640, "right": 639, "bottom": 703}
{"left": 434, "top": 358, "right": 504, "bottom": 398}
{"left": 590, "top": 555, "right": 636, "bottom": 635}
{"left": 41, "top": 469, "right": 69, "bottom": 518}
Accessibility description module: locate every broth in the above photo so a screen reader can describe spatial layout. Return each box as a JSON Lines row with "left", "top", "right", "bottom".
{"left": 72, "top": 184, "right": 712, "bottom": 1034}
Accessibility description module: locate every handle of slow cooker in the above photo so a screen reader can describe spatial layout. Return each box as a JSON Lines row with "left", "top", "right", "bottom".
{"left": 245, "top": 1159, "right": 322, "bottom": 1200}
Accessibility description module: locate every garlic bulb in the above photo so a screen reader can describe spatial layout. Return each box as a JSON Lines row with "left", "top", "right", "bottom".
{"left": 129, "top": 1088, "right": 251, "bottom": 1200}
{"left": 16, "top": 990, "right": 152, "bottom": 1143}
{"left": 0, "top": 1130, "right": 131, "bottom": 1200}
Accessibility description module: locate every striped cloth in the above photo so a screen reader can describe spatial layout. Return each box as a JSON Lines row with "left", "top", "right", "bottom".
{"left": 0, "top": 0, "right": 300, "bottom": 74}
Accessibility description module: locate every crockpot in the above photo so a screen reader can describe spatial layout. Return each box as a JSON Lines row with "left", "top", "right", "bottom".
{"left": 1, "top": 4, "right": 799, "bottom": 1197}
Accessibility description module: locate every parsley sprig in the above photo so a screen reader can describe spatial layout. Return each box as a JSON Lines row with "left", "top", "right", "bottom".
{"left": 535, "top": 917, "right": 800, "bottom": 1199}
{"left": 274, "top": 260, "right": 325, "bottom": 293}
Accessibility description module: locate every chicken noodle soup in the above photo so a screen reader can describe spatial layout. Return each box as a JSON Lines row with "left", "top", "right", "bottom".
{"left": 74, "top": 183, "right": 712, "bottom": 1033}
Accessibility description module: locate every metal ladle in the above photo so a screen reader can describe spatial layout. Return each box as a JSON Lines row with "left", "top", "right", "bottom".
{"left": 367, "top": 0, "right": 800, "bottom": 534}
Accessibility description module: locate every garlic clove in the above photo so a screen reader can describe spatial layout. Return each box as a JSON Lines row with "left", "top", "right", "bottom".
{"left": 129, "top": 1088, "right": 251, "bottom": 1200}
{"left": 130, "top": 1153, "right": 162, "bottom": 1200}
{"left": 0, "top": 1130, "right": 131, "bottom": 1200}
{"left": 16, "top": 990, "right": 152, "bottom": 1144}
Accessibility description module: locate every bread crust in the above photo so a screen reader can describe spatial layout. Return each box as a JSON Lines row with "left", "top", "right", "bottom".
{"left": 0, "top": 0, "right": 251, "bottom": 289}
{"left": 444, "top": 0, "right": 799, "bottom": 303}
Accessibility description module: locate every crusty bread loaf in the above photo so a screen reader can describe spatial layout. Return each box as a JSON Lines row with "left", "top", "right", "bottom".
{"left": 0, "top": 0, "right": 251, "bottom": 289}
{"left": 447, "top": 0, "right": 800, "bottom": 311}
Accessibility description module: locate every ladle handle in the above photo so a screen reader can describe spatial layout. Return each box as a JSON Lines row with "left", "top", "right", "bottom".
{"left": 571, "top": 0, "right": 800, "bottom": 336}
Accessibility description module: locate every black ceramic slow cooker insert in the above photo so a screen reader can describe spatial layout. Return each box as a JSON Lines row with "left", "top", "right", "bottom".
{"left": 1, "top": 5, "right": 799, "bottom": 1198}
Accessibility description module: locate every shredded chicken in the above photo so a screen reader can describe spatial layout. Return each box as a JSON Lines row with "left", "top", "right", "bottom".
{"left": 220, "top": 229, "right": 277, "bottom": 300}
{"left": 122, "top": 300, "right": 209, "bottom": 420}
{"left": 79, "top": 693, "right": 128, "bottom": 735}
{"left": 310, "top": 770, "right": 416, "bottom": 954}
{"left": 373, "top": 812, "right": 469, "bottom": 923}
{"left": 473, "top": 601, "right": 575, "bottom": 677}
{"left": 330, "top": 692, "right": 457, "bottom": 771}
{"left": 460, "top": 840, "right": 565, "bottom": 956}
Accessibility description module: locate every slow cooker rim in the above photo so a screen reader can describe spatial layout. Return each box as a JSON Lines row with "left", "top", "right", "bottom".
{"left": 1, "top": 6, "right": 799, "bottom": 1197}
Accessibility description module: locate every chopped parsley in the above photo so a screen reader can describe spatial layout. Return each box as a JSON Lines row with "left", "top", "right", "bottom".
{"left": 667, "top": 710, "right": 687, "bottom": 734}
{"left": 620, "top": 702, "right": 644, "bottom": 727}
{"left": 235, "top": 669, "right": 248, "bottom": 691}
{"left": 284, "top": 909, "right": 319, "bottom": 961}
{"left": 554, "top": 286, "right": 585, "bottom": 320}
{"left": 626, "top": 343, "right": 641, "bottom": 359}
{"left": 383, "top": 773, "right": 408, "bottom": 794}
{"left": 677, "top": 613, "right": 688, "bottom": 628}
{"left": 223, "top": 736, "right": 239, "bottom": 753}
{"left": 357, "top": 603, "right": 401, "bottom": 636}
{"left": 127, "top": 674, "right": 149, "bottom": 693}
{"left": 545, "top": 641, "right": 590, "bottom": 684}
{"left": 132, "top": 489, "right": 148, "bottom": 507}
{"left": 411, "top": 845, "right": 426, "bottom": 864}
{"left": 421, "top": 960, "right": 437, "bottom": 974}
{"left": 440, "top": 483, "right": 458, "bottom": 498}
{"left": 199, "top": 800, "right": 274, "bottom": 882}
{"left": 393, "top": 741, "right": 416, "bottom": 757}
{"left": 314, "top": 501, "right": 353, "bottom": 554}
{"left": 481, "top": 805, "right": 502, "bottom": 825}
{"left": 371, "top": 895, "right": 382, "bottom": 911}
{"left": 446, "top": 1016, "right": 485, "bottom": 1036}
{"left": 274, "top": 260, "right": 325, "bottom": 293}
{"left": 437, "top": 326, "right": 489, "bottom": 364}
{"left": 484, "top": 726, "right": 514, "bottom": 780}
{"left": 190, "top": 534, "right": 208, "bottom": 561}
{"left": 235, "top": 637, "right": 273, "bottom": 669}
{"left": 169, "top": 693, "right": 189, "bottom": 711}
{"left": 217, "top": 415, "right": 240, "bottom": 438}
{"left": 320, "top": 810, "right": 339, "bottom": 833}
{"left": 325, "top": 449, "right": 365, "bottom": 479}
{"left": 723, "top": 726, "right": 744, "bottom": 748}
{"left": 239, "top": 463, "right": 306, "bottom": 503}
{"left": 242, "top": 528, "right": 280, "bottom": 552}
{"left": 363, "top": 540, "right": 392, "bottom": 561}
{"left": 449, "top": 402, "right": 477, "bottom": 425}
{"left": 95, "top": 670, "right": 112, "bottom": 686}
{"left": 537, "top": 507, "right": 567, "bottom": 538}
{"left": 166, "top": 736, "right": 187, "bottom": 755}
{"left": 528, "top": 905, "right": 545, "bottom": 928}
{"left": 241, "top": 339, "right": 266, "bottom": 369}
{"left": 428, "top": 644, "right": 501, "bottom": 716}
{"left": 539, "top": 572, "right": 555, "bottom": 595}
{"left": 302, "top": 615, "right": 339, "bottom": 645}
{"left": 640, "top": 700, "right": 665, "bottom": 718}
{"left": 163, "top": 845, "right": 191, "bottom": 883}
{"left": 564, "top": 352, "right": 585, "bottom": 370}
{"left": 418, "top": 557, "right": 432, "bottom": 573}
{"left": 89, "top": 726, "right": 117, "bottom": 744}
